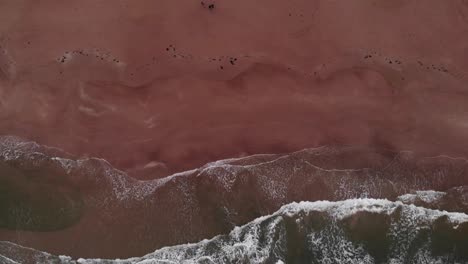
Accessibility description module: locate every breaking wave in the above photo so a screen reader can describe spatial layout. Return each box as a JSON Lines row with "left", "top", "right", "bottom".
{"left": 1, "top": 136, "right": 468, "bottom": 263}
{"left": 1, "top": 199, "right": 468, "bottom": 263}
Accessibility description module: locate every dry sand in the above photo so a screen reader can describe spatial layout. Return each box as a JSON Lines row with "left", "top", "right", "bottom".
{"left": 1, "top": 1, "right": 468, "bottom": 177}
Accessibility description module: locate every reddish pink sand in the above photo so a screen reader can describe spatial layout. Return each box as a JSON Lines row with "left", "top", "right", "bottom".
{"left": 1, "top": 1, "right": 468, "bottom": 177}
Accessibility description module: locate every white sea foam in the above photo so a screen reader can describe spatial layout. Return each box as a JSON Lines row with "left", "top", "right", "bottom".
{"left": 397, "top": 190, "right": 446, "bottom": 204}
{"left": 3, "top": 198, "right": 468, "bottom": 263}
{"left": 3, "top": 136, "right": 468, "bottom": 263}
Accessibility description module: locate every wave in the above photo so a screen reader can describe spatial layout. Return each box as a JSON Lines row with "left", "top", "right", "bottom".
{"left": 2, "top": 136, "right": 468, "bottom": 259}
{"left": 2, "top": 199, "right": 468, "bottom": 263}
